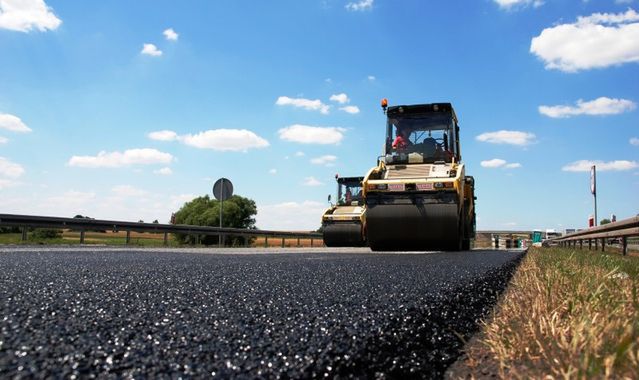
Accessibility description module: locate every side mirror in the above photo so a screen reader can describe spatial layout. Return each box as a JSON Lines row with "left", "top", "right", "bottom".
{"left": 327, "top": 194, "right": 332, "bottom": 203}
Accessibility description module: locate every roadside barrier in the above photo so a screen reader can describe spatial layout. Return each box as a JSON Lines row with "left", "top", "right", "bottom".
{"left": 551, "top": 216, "right": 639, "bottom": 256}
{"left": 0, "top": 213, "right": 323, "bottom": 248}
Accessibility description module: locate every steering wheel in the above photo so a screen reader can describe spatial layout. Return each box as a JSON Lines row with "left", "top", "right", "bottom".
{"left": 433, "top": 137, "right": 445, "bottom": 148}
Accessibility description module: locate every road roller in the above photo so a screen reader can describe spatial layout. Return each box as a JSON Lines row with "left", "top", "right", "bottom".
{"left": 363, "top": 100, "right": 476, "bottom": 251}
{"left": 321, "top": 175, "right": 367, "bottom": 247}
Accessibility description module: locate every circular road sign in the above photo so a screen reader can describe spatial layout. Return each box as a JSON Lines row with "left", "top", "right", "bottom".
{"left": 213, "top": 178, "right": 233, "bottom": 201}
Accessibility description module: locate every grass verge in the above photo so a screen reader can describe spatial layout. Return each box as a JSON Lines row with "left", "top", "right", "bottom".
{"left": 448, "top": 247, "right": 639, "bottom": 379}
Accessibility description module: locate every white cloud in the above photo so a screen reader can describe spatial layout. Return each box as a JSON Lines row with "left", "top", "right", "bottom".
{"left": 346, "top": 0, "right": 373, "bottom": 11}
{"left": 539, "top": 97, "right": 636, "bottom": 118}
{"left": 310, "top": 155, "right": 337, "bottom": 166}
{"left": 112, "top": 185, "right": 148, "bottom": 197}
{"left": 46, "top": 190, "right": 96, "bottom": 211}
{"left": 148, "top": 130, "right": 178, "bottom": 141}
{"left": 256, "top": 200, "right": 327, "bottom": 230}
{"left": 269, "top": 168, "right": 277, "bottom": 175}
{"left": 0, "top": 157, "right": 24, "bottom": 178}
{"left": 0, "top": 113, "right": 32, "bottom": 133}
{"left": 0, "top": 178, "right": 19, "bottom": 189}
{"left": 329, "top": 93, "right": 350, "bottom": 104}
{"left": 368, "top": 75, "right": 376, "bottom": 81}
{"left": 530, "top": 9, "right": 639, "bottom": 72}
{"left": 68, "top": 148, "right": 174, "bottom": 168}
{"left": 476, "top": 130, "right": 536, "bottom": 146}
{"left": 562, "top": 160, "right": 639, "bottom": 172}
{"left": 141, "top": 43, "right": 162, "bottom": 57}
{"left": 294, "top": 151, "right": 305, "bottom": 157}
{"left": 0, "top": 0, "right": 61, "bottom": 32}
{"left": 480, "top": 159, "right": 522, "bottom": 169}
{"left": 275, "top": 96, "right": 330, "bottom": 114}
{"left": 154, "top": 167, "right": 173, "bottom": 175}
{"left": 303, "top": 176, "right": 323, "bottom": 186}
{"left": 630, "top": 137, "right": 639, "bottom": 146}
{"left": 180, "top": 129, "right": 269, "bottom": 152}
{"left": 0, "top": 136, "right": 7, "bottom": 144}
{"left": 339, "top": 105, "right": 360, "bottom": 114}
{"left": 278, "top": 124, "right": 346, "bottom": 145}
{"left": 163, "top": 28, "right": 178, "bottom": 41}
{"left": 493, "top": 0, "right": 544, "bottom": 10}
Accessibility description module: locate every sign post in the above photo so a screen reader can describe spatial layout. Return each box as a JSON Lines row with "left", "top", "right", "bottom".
{"left": 590, "top": 165, "right": 597, "bottom": 227}
{"left": 213, "top": 178, "right": 233, "bottom": 247}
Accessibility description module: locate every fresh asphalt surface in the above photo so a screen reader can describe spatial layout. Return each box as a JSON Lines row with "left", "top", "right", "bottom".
{"left": 0, "top": 247, "right": 524, "bottom": 378}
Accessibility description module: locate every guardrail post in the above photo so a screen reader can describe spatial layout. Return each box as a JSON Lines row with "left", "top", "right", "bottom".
{"left": 80, "top": 230, "right": 85, "bottom": 244}
{"left": 595, "top": 239, "right": 598, "bottom": 250}
{"left": 21, "top": 226, "right": 27, "bottom": 242}
{"left": 579, "top": 240, "right": 583, "bottom": 249}
{"left": 588, "top": 239, "right": 592, "bottom": 250}
{"left": 244, "top": 236, "right": 249, "bottom": 247}
{"left": 126, "top": 230, "right": 131, "bottom": 245}
{"left": 264, "top": 236, "right": 268, "bottom": 248}
{"left": 622, "top": 237, "right": 627, "bottom": 256}
{"left": 281, "top": 237, "right": 285, "bottom": 248}
{"left": 601, "top": 238, "right": 605, "bottom": 252}
{"left": 163, "top": 232, "right": 168, "bottom": 246}
{"left": 297, "top": 237, "right": 300, "bottom": 247}
{"left": 310, "top": 238, "right": 314, "bottom": 247}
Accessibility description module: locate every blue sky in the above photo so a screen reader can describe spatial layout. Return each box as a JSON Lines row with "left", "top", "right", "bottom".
{"left": 0, "top": 0, "right": 637, "bottom": 231}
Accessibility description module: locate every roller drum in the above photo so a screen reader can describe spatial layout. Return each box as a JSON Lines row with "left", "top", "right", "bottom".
{"left": 366, "top": 202, "right": 460, "bottom": 251}
{"left": 323, "top": 223, "right": 365, "bottom": 247}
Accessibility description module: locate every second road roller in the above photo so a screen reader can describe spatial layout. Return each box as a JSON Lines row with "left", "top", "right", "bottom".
{"left": 363, "top": 100, "right": 476, "bottom": 251}
{"left": 321, "top": 175, "right": 366, "bottom": 247}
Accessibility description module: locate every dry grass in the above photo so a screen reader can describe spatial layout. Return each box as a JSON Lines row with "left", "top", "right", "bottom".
{"left": 453, "top": 247, "right": 639, "bottom": 379}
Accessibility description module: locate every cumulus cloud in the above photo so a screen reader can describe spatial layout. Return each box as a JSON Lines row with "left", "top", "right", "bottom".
{"left": 539, "top": 97, "right": 636, "bottom": 118}
{"left": 0, "top": 136, "right": 7, "bottom": 144}
{"left": 68, "top": 148, "right": 174, "bottom": 168}
{"left": 278, "top": 124, "right": 346, "bottom": 145}
{"left": 148, "top": 130, "right": 178, "bottom": 141}
{"left": 0, "top": 113, "right": 32, "bottom": 133}
{"left": 0, "top": 156, "right": 24, "bottom": 178}
{"left": 346, "top": 0, "right": 373, "bottom": 11}
{"left": 276, "top": 96, "right": 330, "bottom": 114}
{"left": 630, "top": 137, "right": 639, "bottom": 146}
{"left": 310, "top": 155, "right": 337, "bottom": 166}
{"left": 368, "top": 75, "right": 376, "bottom": 81}
{"left": 562, "top": 160, "right": 638, "bottom": 172}
{"left": 0, "top": 0, "right": 61, "bottom": 32}
{"left": 112, "top": 185, "right": 148, "bottom": 197}
{"left": 303, "top": 176, "right": 323, "bottom": 186}
{"left": 329, "top": 93, "right": 350, "bottom": 104}
{"left": 141, "top": 43, "right": 162, "bottom": 57}
{"left": 46, "top": 190, "right": 96, "bottom": 210}
{"left": 148, "top": 129, "right": 269, "bottom": 152}
{"left": 256, "top": 200, "right": 327, "bottom": 230}
{"left": 476, "top": 130, "right": 536, "bottom": 146}
{"left": 180, "top": 129, "right": 269, "bottom": 152}
{"left": 480, "top": 158, "right": 522, "bottom": 169}
{"left": 294, "top": 151, "right": 305, "bottom": 157}
{"left": 339, "top": 105, "right": 360, "bottom": 114}
{"left": 493, "top": 0, "right": 544, "bottom": 10}
{"left": 154, "top": 167, "right": 173, "bottom": 175}
{"left": 163, "top": 28, "right": 178, "bottom": 41}
{"left": 269, "top": 168, "right": 277, "bottom": 175}
{"left": 530, "top": 9, "right": 639, "bottom": 72}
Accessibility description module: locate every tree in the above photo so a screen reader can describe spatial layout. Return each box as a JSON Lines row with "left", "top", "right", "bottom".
{"left": 600, "top": 218, "right": 611, "bottom": 225}
{"left": 173, "top": 194, "right": 257, "bottom": 246}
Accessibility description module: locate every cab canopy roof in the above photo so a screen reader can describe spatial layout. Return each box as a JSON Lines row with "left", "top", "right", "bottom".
{"left": 386, "top": 103, "right": 458, "bottom": 124}
{"left": 336, "top": 176, "right": 364, "bottom": 185}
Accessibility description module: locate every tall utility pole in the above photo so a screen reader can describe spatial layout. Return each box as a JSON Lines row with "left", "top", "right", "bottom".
{"left": 591, "top": 165, "right": 597, "bottom": 227}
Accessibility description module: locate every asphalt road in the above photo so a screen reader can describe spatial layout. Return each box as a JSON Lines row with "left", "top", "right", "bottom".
{"left": 0, "top": 247, "right": 524, "bottom": 379}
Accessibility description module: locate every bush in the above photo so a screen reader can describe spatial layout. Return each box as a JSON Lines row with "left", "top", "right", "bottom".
{"left": 31, "top": 229, "right": 63, "bottom": 239}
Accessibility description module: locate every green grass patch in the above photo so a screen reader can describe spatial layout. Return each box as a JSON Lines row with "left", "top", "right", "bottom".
{"left": 452, "top": 247, "right": 639, "bottom": 378}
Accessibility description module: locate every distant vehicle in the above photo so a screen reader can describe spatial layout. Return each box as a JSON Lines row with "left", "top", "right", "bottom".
{"left": 321, "top": 176, "right": 366, "bottom": 247}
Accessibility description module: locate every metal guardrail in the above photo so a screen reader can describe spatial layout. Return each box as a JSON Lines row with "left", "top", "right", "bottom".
{"left": 551, "top": 216, "right": 639, "bottom": 256}
{"left": 0, "top": 213, "right": 324, "bottom": 248}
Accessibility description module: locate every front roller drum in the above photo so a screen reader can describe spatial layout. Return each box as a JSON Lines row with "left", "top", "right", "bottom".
{"left": 366, "top": 203, "right": 460, "bottom": 251}
{"left": 323, "top": 223, "right": 365, "bottom": 247}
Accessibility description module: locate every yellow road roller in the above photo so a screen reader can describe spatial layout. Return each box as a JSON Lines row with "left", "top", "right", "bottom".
{"left": 363, "top": 100, "right": 476, "bottom": 251}
{"left": 322, "top": 175, "right": 366, "bottom": 247}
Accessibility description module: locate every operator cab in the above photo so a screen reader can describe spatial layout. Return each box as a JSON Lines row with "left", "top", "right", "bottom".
{"left": 383, "top": 103, "right": 461, "bottom": 165}
{"left": 336, "top": 176, "right": 364, "bottom": 206}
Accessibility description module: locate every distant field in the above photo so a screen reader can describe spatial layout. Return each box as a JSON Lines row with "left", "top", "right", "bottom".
{"left": 0, "top": 230, "right": 323, "bottom": 248}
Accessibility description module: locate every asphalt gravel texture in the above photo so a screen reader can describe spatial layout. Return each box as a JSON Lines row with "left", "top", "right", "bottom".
{"left": 0, "top": 247, "right": 524, "bottom": 379}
